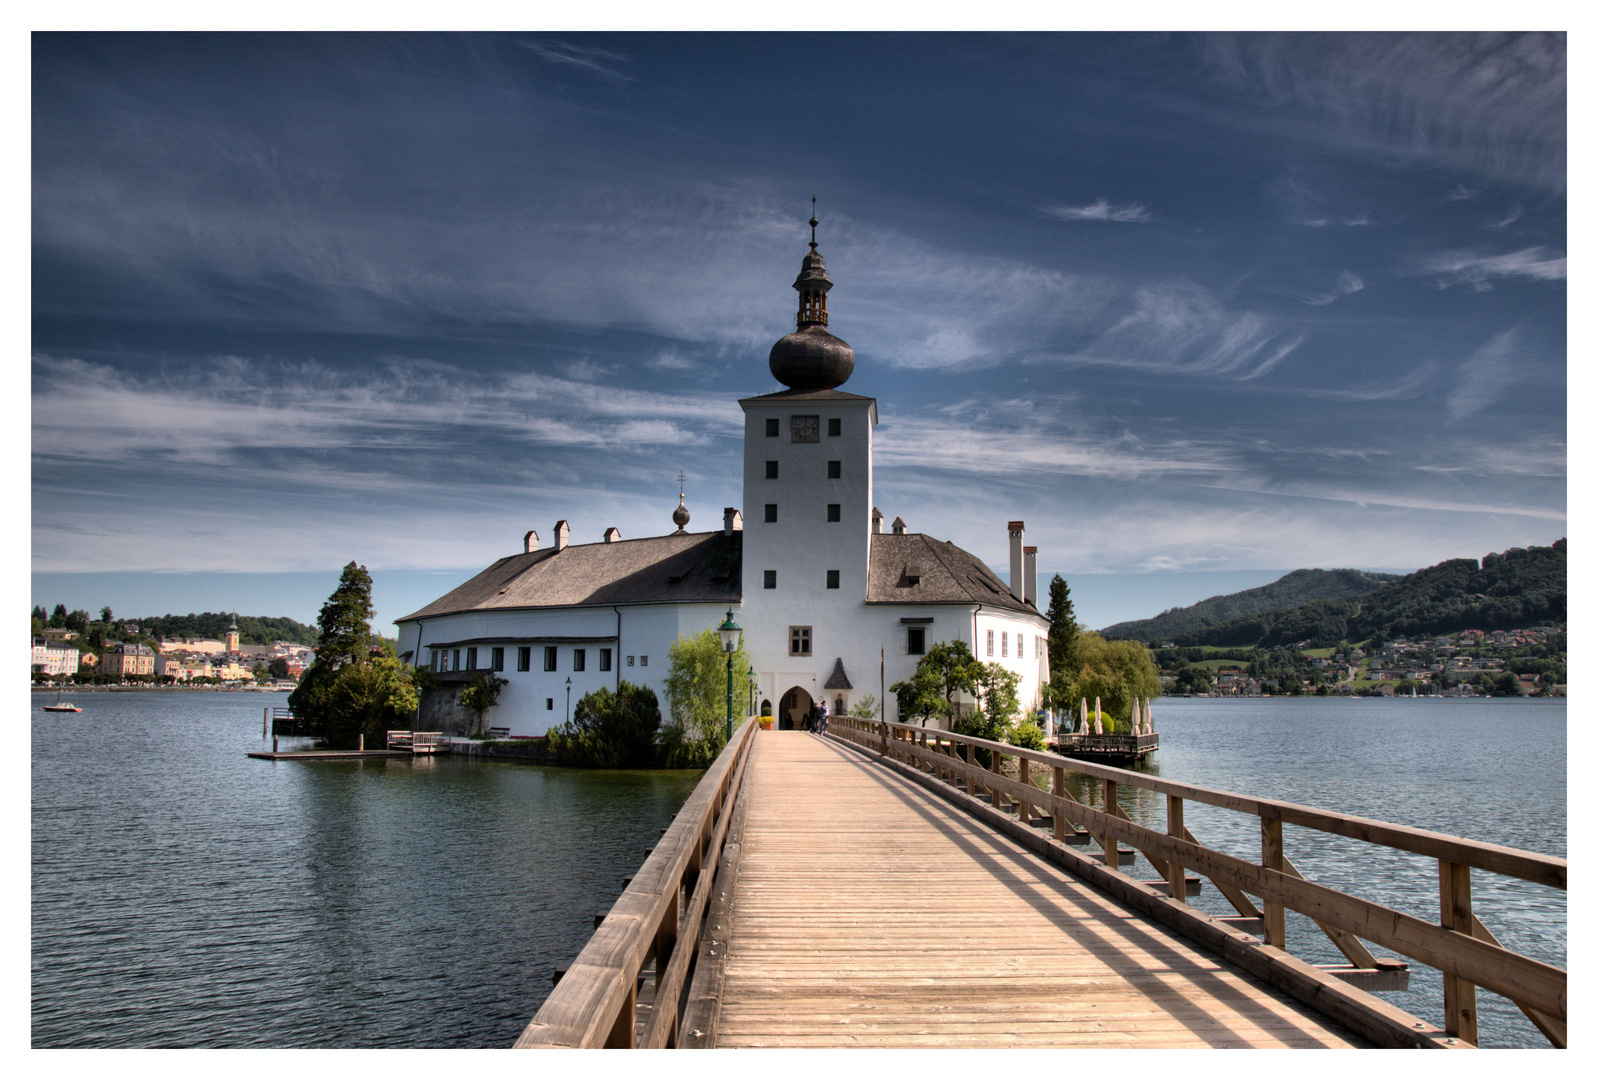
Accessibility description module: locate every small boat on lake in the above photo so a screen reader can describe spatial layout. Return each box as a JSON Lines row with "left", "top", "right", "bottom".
{"left": 41, "top": 693, "right": 82, "bottom": 713}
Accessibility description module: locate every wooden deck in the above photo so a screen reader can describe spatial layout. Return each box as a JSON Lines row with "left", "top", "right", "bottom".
{"left": 711, "top": 732, "right": 1365, "bottom": 1048}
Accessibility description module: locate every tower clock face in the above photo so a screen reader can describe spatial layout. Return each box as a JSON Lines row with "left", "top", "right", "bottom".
{"left": 790, "top": 414, "right": 820, "bottom": 443}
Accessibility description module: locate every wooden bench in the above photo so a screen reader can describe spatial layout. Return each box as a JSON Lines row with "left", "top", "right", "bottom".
{"left": 488, "top": 726, "right": 511, "bottom": 739}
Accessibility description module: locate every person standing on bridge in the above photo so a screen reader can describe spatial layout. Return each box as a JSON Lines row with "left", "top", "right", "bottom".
{"left": 816, "top": 697, "right": 828, "bottom": 734}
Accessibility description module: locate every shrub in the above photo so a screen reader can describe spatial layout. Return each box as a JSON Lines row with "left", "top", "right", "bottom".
{"left": 1008, "top": 722, "right": 1046, "bottom": 752}
{"left": 660, "top": 627, "right": 751, "bottom": 767}
{"left": 549, "top": 681, "right": 662, "bottom": 767}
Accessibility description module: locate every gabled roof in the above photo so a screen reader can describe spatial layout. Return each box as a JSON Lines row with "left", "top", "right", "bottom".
{"left": 397, "top": 531, "right": 742, "bottom": 623}
{"left": 867, "top": 533, "right": 1040, "bottom": 616}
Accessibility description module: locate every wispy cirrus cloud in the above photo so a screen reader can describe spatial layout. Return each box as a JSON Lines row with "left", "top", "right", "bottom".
{"left": 1056, "top": 281, "right": 1303, "bottom": 381}
{"left": 1445, "top": 328, "right": 1523, "bottom": 422}
{"left": 1267, "top": 270, "right": 1365, "bottom": 306}
{"left": 517, "top": 39, "right": 633, "bottom": 83}
{"left": 1046, "top": 199, "right": 1151, "bottom": 223}
{"left": 1300, "top": 213, "right": 1371, "bottom": 227}
{"left": 1419, "top": 246, "right": 1565, "bottom": 290}
{"left": 1199, "top": 32, "right": 1566, "bottom": 191}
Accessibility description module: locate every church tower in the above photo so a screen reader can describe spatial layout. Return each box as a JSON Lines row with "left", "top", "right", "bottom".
{"left": 739, "top": 212, "right": 877, "bottom": 721}
{"left": 225, "top": 613, "right": 240, "bottom": 653}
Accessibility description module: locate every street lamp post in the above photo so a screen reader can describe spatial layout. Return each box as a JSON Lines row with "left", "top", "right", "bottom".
{"left": 748, "top": 669, "right": 758, "bottom": 718}
{"left": 565, "top": 676, "right": 572, "bottom": 725}
{"left": 717, "top": 609, "right": 742, "bottom": 743}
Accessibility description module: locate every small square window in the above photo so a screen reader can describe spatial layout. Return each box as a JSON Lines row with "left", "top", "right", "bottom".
{"left": 765, "top": 503, "right": 778, "bottom": 523}
{"left": 544, "top": 646, "right": 557, "bottom": 671}
{"left": 827, "top": 504, "right": 840, "bottom": 522}
{"left": 765, "top": 460, "right": 779, "bottom": 479}
{"left": 765, "top": 418, "right": 779, "bottom": 437}
{"left": 828, "top": 418, "right": 841, "bottom": 436}
{"left": 826, "top": 570, "right": 839, "bottom": 589}
{"left": 627, "top": 655, "right": 635, "bottom": 667}
{"left": 517, "top": 646, "right": 531, "bottom": 671}
{"left": 789, "top": 626, "right": 812, "bottom": 656}
{"left": 640, "top": 655, "right": 648, "bottom": 667}
{"left": 987, "top": 629, "right": 994, "bottom": 657}
{"left": 764, "top": 570, "right": 776, "bottom": 589}
{"left": 827, "top": 460, "right": 841, "bottom": 479}
{"left": 907, "top": 627, "right": 926, "bottom": 655}
{"left": 491, "top": 647, "right": 504, "bottom": 672}
{"left": 600, "top": 648, "right": 612, "bottom": 672}
{"left": 574, "top": 648, "right": 586, "bottom": 672}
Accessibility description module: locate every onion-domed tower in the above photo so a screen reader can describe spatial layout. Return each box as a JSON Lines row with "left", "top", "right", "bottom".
{"left": 768, "top": 207, "right": 856, "bottom": 391}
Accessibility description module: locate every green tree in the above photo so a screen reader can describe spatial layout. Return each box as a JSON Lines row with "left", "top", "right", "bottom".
{"left": 288, "top": 562, "right": 416, "bottom": 748}
{"left": 549, "top": 681, "right": 663, "bottom": 767}
{"left": 1062, "top": 633, "right": 1160, "bottom": 731}
{"left": 100, "top": 606, "right": 113, "bottom": 622}
{"left": 267, "top": 657, "right": 291, "bottom": 680}
{"left": 252, "top": 661, "right": 270, "bottom": 685}
{"left": 851, "top": 693, "right": 878, "bottom": 719}
{"left": 49, "top": 604, "right": 67, "bottom": 628}
{"left": 890, "top": 639, "right": 979, "bottom": 727}
{"left": 973, "top": 661, "right": 1021, "bottom": 726}
{"left": 1045, "top": 575, "right": 1081, "bottom": 696}
{"left": 660, "top": 627, "right": 750, "bottom": 767}
{"left": 1494, "top": 671, "right": 1525, "bottom": 697}
{"left": 458, "top": 672, "right": 509, "bottom": 726}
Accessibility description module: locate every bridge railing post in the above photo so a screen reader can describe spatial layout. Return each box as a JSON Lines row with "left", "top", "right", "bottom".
{"left": 1440, "top": 860, "right": 1478, "bottom": 1044}
{"left": 1261, "top": 816, "right": 1286, "bottom": 947}
{"left": 1100, "top": 779, "right": 1119, "bottom": 867}
{"left": 1166, "top": 795, "right": 1186, "bottom": 903}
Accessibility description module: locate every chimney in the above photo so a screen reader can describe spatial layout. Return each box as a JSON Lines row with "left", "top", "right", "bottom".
{"left": 523, "top": 530, "right": 539, "bottom": 553}
{"left": 723, "top": 507, "right": 742, "bottom": 536}
{"left": 1023, "top": 546, "right": 1038, "bottom": 607}
{"left": 603, "top": 527, "right": 621, "bottom": 543}
{"left": 891, "top": 516, "right": 907, "bottom": 535}
{"left": 1008, "top": 521, "right": 1025, "bottom": 602}
{"left": 553, "top": 520, "right": 570, "bottom": 553}
{"left": 872, "top": 507, "right": 884, "bottom": 534}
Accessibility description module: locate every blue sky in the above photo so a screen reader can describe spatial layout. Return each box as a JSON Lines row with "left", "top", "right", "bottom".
{"left": 30, "top": 32, "right": 1567, "bottom": 635}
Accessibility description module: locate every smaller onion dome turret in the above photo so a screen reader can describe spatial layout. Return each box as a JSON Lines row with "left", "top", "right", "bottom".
{"left": 672, "top": 471, "right": 690, "bottom": 533}
{"left": 769, "top": 205, "right": 855, "bottom": 391}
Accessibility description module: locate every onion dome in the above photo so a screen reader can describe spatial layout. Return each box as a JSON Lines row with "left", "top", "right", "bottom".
{"left": 769, "top": 206, "right": 855, "bottom": 391}
{"left": 672, "top": 471, "right": 690, "bottom": 533}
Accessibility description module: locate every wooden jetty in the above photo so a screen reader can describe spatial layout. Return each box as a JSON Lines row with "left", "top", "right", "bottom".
{"left": 1052, "top": 730, "right": 1159, "bottom": 765}
{"left": 518, "top": 717, "right": 1565, "bottom": 1050}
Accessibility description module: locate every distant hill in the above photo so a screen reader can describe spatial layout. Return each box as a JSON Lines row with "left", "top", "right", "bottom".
{"left": 1119, "top": 540, "right": 1565, "bottom": 649}
{"left": 131, "top": 612, "right": 318, "bottom": 647}
{"left": 1100, "top": 568, "right": 1400, "bottom": 643}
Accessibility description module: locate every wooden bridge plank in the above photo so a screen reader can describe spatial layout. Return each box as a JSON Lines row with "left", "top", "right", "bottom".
{"left": 712, "top": 733, "right": 1368, "bottom": 1049}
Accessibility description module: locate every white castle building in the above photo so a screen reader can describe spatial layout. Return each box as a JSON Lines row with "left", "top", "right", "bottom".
{"left": 396, "top": 220, "right": 1049, "bottom": 735}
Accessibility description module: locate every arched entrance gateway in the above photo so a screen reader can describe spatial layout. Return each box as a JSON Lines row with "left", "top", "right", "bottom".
{"left": 778, "top": 686, "right": 813, "bottom": 730}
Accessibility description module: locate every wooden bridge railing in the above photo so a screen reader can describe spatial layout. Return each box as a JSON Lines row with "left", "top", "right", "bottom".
{"left": 517, "top": 717, "right": 759, "bottom": 1048}
{"left": 829, "top": 715, "right": 1566, "bottom": 1048}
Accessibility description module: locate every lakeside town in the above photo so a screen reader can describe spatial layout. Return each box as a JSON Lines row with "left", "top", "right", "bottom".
{"left": 30, "top": 611, "right": 313, "bottom": 689}
{"left": 1157, "top": 626, "right": 1566, "bottom": 698}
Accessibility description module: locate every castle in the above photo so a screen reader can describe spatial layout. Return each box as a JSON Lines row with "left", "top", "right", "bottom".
{"left": 396, "top": 218, "right": 1049, "bottom": 735}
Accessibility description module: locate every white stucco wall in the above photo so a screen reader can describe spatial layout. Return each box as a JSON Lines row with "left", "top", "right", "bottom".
{"left": 400, "top": 600, "right": 733, "bottom": 737}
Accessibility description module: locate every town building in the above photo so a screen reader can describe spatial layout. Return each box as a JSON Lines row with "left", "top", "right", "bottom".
{"left": 396, "top": 222, "right": 1050, "bottom": 736}
{"left": 99, "top": 643, "right": 155, "bottom": 677}
{"left": 31, "top": 638, "right": 80, "bottom": 677}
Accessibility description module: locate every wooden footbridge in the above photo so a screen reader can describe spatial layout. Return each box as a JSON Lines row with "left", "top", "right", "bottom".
{"left": 518, "top": 717, "right": 1565, "bottom": 1049}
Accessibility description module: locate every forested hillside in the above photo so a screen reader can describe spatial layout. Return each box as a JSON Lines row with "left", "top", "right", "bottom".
{"left": 1154, "top": 540, "right": 1564, "bottom": 648}
{"left": 132, "top": 612, "right": 318, "bottom": 646}
{"left": 1100, "top": 568, "right": 1398, "bottom": 642}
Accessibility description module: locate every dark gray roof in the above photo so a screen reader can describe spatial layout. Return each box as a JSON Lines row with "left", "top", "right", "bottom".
{"left": 867, "top": 533, "right": 1039, "bottom": 616}
{"left": 739, "top": 388, "right": 876, "bottom": 404}
{"left": 823, "top": 657, "right": 854, "bottom": 690}
{"left": 398, "top": 531, "right": 742, "bottom": 623}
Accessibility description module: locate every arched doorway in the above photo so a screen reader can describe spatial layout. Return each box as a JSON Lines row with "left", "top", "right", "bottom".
{"left": 778, "top": 686, "right": 813, "bottom": 730}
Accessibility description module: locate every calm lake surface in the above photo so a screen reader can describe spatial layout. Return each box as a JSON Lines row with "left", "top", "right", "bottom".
{"left": 33, "top": 692, "right": 1564, "bottom": 1047}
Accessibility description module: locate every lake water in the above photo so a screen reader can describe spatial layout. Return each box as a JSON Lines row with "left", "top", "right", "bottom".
{"left": 32, "top": 692, "right": 1564, "bottom": 1047}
